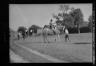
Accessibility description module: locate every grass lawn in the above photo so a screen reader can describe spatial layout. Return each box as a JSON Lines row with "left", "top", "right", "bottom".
{"left": 12, "top": 33, "right": 93, "bottom": 62}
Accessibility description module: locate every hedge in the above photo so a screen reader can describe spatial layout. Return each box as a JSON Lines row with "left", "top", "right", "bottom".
{"left": 67, "top": 27, "right": 91, "bottom": 34}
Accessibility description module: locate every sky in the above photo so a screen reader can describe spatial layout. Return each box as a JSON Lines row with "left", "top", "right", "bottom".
{"left": 9, "top": 4, "right": 92, "bottom": 31}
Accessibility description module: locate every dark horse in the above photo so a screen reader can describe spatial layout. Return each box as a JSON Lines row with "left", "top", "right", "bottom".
{"left": 17, "top": 29, "right": 27, "bottom": 39}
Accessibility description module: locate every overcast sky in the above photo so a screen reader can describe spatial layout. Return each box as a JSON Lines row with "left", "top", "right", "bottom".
{"left": 9, "top": 4, "right": 92, "bottom": 31}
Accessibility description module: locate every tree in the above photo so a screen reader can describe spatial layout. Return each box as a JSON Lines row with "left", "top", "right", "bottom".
{"left": 52, "top": 13, "right": 60, "bottom": 21}
{"left": 59, "top": 4, "right": 70, "bottom": 13}
{"left": 88, "top": 15, "right": 92, "bottom": 23}
{"left": 52, "top": 5, "right": 75, "bottom": 28}
{"left": 43, "top": 25, "right": 50, "bottom": 28}
{"left": 88, "top": 15, "right": 92, "bottom": 32}
{"left": 70, "top": 8, "right": 84, "bottom": 33}
{"left": 54, "top": 4, "right": 70, "bottom": 23}
{"left": 70, "top": 7, "right": 75, "bottom": 12}
{"left": 17, "top": 26, "right": 27, "bottom": 39}
{"left": 80, "top": 21, "right": 88, "bottom": 27}
{"left": 63, "top": 14, "right": 75, "bottom": 28}
{"left": 17, "top": 26, "right": 27, "bottom": 32}
{"left": 29, "top": 25, "right": 40, "bottom": 34}
{"left": 58, "top": 5, "right": 75, "bottom": 28}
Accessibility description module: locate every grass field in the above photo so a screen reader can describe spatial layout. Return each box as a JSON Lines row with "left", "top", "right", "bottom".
{"left": 10, "top": 33, "right": 93, "bottom": 63}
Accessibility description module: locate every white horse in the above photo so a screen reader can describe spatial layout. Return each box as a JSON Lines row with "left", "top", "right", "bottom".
{"left": 42, "top": 23, "right": 65, "bottom": 43}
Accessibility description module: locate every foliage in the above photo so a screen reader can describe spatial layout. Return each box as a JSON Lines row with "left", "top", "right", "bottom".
{"left": 55, "top": 13, "right": 75, "bottom": 28}
{"left": 52, "top": 5, "right": 86, "bottom": 33}
{"left": 80, "top": 21, "right": 88, "bottom": 28}
{"left": 67, "top": 26, "right": 90, "bottom": 34}
{"left": 29, "top": 25, "right": 40, "bottom": 30}
{"left": 88, "top": 15, "right": 92, "bottom": 32}
{"left": 17, "top": 26, "right": 27, "bottom": 32}
{"left": 53, "top": 5, "right": 76, "bottom": 28}
{"left": 52, "top": 13, "right": 60, "bottom": 21}
{"left": 62, "top": 14, "right": 75, "bottom": 28}
{"left": 43, "top": 25, "right": 50, "bottom": 28}
{"left": 69, "top": 8, "right": 84, "bottom": 33}
{"left": 88, "top": 15, "right": 92, "bottom": 23}
{"left": 55, "top": 20, "right": 62, "bottom": 26}
{"left": 59, "top": 4, "right": 70, "bottom": 13}
{"left": 80, "top": 27, "right": 91, "bottom": 33}
{"left": 29, "top": 25, "right": 41, "bottom": 33}
{"left": 70, "top": 8, "right": 84, "bottom": 27}
{"left": 70, "top": 7, "right": 75, "bottom": 12}
{"left": 67, "top": 27, "right": 78, "bottom": 34}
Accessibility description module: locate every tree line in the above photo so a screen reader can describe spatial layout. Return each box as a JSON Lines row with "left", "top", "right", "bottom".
{"left": 52, "top": 4, "right": 92, "bottom": 33}
{"left": 17, "top": 4, "right": 92, "bottom": 34}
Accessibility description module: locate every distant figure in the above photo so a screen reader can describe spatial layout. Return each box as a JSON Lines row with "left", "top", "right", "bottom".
{"left": 17, "top": 29, "right": 26, "bottom": 39}
{"left": 17, "top": 32, "right": 22, "bottom": 40}
{"left": 64, "top": 27, "right": 70, "bottom": 42}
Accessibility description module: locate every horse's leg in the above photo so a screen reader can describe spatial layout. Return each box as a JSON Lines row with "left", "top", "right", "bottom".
{"left": 43, "top": 36, "right": 46, "bottom": 43}
{"left": 58, "top": 34, "right": 60, "bottom": 42}
{"left": 45, "top": 35, "right": 49, "bottom": 43}
{"left": 18, "top": 35, "right": 19, "bottom": 40}
{"left": 55, "top": 34, "right": 57, "bottom": 42}
{"left": 55, "top": 34, "right": 59, "bottom": 42}
{"left": 46, "top": 37, "right": 49, "bottom": 43}
{"left": 23, "top": 35, "right": 24, "bottom": 39}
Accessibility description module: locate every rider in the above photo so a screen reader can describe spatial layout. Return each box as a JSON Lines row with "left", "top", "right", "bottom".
{"left": 49, "top": 19, "right": 56, "bottom": 35}
{"left": 49, "top": 19, "right": 53, "bottom": 29}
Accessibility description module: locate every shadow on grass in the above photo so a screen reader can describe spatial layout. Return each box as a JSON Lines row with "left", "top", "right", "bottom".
{"left": 33, "top": 41, "right": 55, "bottom": 44}
{"left": 73, "top": 42, "right": 92, "bottom": 44}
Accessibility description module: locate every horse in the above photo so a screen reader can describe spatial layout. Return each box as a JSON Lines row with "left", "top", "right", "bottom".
{"left": 17, "top": 32, "right": 22, "bottom": 40}
{"left": 28, "top": 29, "right": 33, "bottom": 37}
{"left": 25, "top": 29, "right": 29, "bottom": 37}
{"left": 41, "top": 24, "right": 65, "bottom": 43}
{"left": 17, "top": 29, "right": 26, "bottom": 39}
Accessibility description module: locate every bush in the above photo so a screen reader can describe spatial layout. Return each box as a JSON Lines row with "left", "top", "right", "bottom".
{"left": 67, "top": 27, "right": 78, "bottom": 34}
{"left": 67, "top": 27, "right": 91, "bottom": 34}
{"left": 80, "top": 27, "right": 91, "bottom": 33}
